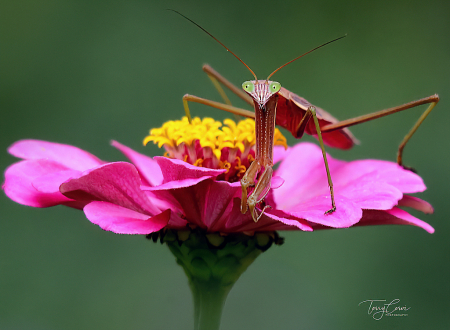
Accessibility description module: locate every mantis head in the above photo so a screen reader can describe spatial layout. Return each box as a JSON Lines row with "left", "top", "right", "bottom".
{"left": 242, "top": 80, "right": 281, "bottom": 109}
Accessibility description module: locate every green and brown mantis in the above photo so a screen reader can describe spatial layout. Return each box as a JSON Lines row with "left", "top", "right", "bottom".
{"left": 172, "top": 11, "right": 439, "bottom": 222}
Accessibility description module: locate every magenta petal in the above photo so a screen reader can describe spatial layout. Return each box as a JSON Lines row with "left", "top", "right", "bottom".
{"left": 111, "top": 141, "right": 163, "bottom": 186}
{"left": 8, "top": 140, "right": 102, "bottom": 171}
{"left": 60, "top": 162, "right": 160, "bottom": 215}
{"left": 358, "top": 208, "right": 434, "bottom": 233}
{"left": 273, "top": 143, "right": 427, "bottom": 214}
{"left": 198, "top": 181, "right": 240, "bottom": 230}
{"left": 386, "top": 208, "right": 434, "bottom": 233}
{"left": 222, "top": 200, "right": 313, "bottom": 232}
{"left": 142, "top": 157, "right": 226, "bottom": 192}
{"left": 331, "top": 160, "right": 426, "bottom": 194}
{"left": 273, "top": 143, "right": 345, "bottom": 209}
{"left": 273, "top": 145, "right": 290, "bottom": 164}
{"left": 150, "top": 179, "right": 240, "bottom": 230}
{"left": 263, "top": 210, "right": 313, "bottom": 231}
{"left": 288, "top": 195, "right": 362, "bottom": 228}
{"left": 271, "top": 176, "right": 285, "bottom": 189}
{"left": 336, "top": 180, "right": 403, "bottom": 210}
{"left": 142, "top": 176, "right": 215, "bottom": 191}
{"left": 84, "top": 202, "right": 170, "bottom": 234}
{"left": 32, "top": 169, "right": 81, "bottom": 193}
{"left": 398, "top": 195, "right": 434, "bottom": 214}
{"left": 3, "top": 159, "right": 74, "bottom": 207}
{"left": 155, "top": 157, "right": 225, "bottom": 183}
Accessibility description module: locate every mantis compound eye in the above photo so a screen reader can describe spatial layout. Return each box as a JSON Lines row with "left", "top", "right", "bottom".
{"left": 242, "top": 81, "right": 255, "bottom": 93}
{"left": 269, "top": 82, "right": 281, "bottom": 93}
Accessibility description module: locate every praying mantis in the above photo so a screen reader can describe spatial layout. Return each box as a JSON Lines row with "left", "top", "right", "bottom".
{"left": 172, "top": 11, "right": 439, "bottom": 222}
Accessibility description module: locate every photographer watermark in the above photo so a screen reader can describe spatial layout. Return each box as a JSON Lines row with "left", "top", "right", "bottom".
{"left": 358, "top": 299, "right": 410, "bottom": 320}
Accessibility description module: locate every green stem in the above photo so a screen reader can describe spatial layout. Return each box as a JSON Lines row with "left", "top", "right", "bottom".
{"left": 190, "top": 278, "right": 231, "bottom": 330}
{"left": 148, "top": 229, "right": 284, "bottom": 330}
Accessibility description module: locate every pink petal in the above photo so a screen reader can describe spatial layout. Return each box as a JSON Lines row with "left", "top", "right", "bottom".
{"left": 155, "top": 157, "right": 225, "bottom": 183}
{"left": 273, "top": 143, "right": 426, "bottom": 213}
{"left": 142, "top": 156, "right": 226, "bottom": 191}
{"left": 398, "top": 195, "right": 434, "bottom": 214}
{"left": 84, "top": 202, "right": 170, "bottom": 234}
{"left": 147, "top": 179, "right": 282, "bottom": 233}
{"left": 32, "top": 169, "right": 81, "bottom": 193}
{"left": 197, "top": 181, "right": 240, "bottom": 230}
{"left": 218, "top": 198, "right": 254, "bottom": 231}
{"left": 357, "top": 208, "right": 434, "bottom": 233}
{"left": 331, "top": 160, "right": 426, "bottom": 194}
{"left": 142, "top": 176, "right": 215, "bottom": 191}
{"left": 3, "top": 159, "right": 74, "bottom": 207}
{"left": 165, "top": 211, "right": 189, "bottom": 229}
{"left": 336, "top": 180, "right": 403, "bottom": 210}
{"left": 273, "top": 145, "right": 290, "bottom": 164}
{"left": 287, "top": 195, "right": 362, "bottom": 228}
{"left": 111, "top": 141, "right": 163, "bottom": 186}
{"left": 262, "top": 210, "right": 313, "bottom": 231}
{"left": 273, "top": 143, "right": 345, "bottom": 209}
{"left": 150, "top": 179, "right": 240, "bottom": 230}
{"left": 221, "top": 199, "right": 313, "bottom": 232}
{"left": 271, "top": 176, "right": 285, "bottom": 189}
{"left": 60, "top": 162, "right": 160, "bottom": 215}
{"left": 8, "top": 140, "right": 102, "bottom": 171}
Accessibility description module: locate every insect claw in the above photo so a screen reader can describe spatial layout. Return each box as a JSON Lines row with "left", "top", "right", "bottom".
{"left": 324, "top": 206, "right": 336, "bottom": 215}
{"left": 256, "top": 204, "right": 272, "bottom": 222}
{"left": 249, "top": 200, "right": 273, "bottom": 222}
{"left": 401, "top": 165, "right": 417, "bottom": 173}
{"left": 252, "top": 209, "right": 258, "bottom": 222}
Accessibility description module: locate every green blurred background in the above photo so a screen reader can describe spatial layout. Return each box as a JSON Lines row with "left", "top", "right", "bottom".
{"left": 1, "top": 0, "right": 449, "bottom": 329}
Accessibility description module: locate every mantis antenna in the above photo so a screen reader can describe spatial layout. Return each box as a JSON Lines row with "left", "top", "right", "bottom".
{"left": 169, "top": 9, "right": 258, "bottom": 81}
{"left": 169, "top": 10, "right": 346, "bottom": 84}
{"left": 265, "top": 35, "right": 347, "bottom": 81}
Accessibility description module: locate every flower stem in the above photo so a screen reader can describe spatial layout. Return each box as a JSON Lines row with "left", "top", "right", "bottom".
{"left": 190, "top": 277, "right": 231, "bottom": 330}
{"left": 148, "top": 229, "right": 284, "bottom": 330}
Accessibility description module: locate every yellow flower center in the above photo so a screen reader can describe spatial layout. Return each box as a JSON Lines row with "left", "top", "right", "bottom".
{"left": 144, "top": 117, "right": 287, "bottom": 182}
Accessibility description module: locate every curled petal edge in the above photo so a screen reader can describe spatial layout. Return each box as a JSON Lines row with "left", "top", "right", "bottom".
{"left": 84, "top": 201, "right": 170, "bottom": 234}
{"left": 355, "top": 208, "right": 434, "bottom": 234}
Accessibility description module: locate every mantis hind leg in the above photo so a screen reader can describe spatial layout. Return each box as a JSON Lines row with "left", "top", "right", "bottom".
{"left": 205, "top": 70, "right": 232, "bottom": 106}
{"left": 397, "top": 101, "right": 438, "bottom": 169}
{"left": 321, "top": 94, "right": 439, "bottom": 171}
{"left": 182, "top": 64, "right": 256, "bottom": 124}
{"left": 202, "top": 64, "right": 253, "bottom": 106}
{"left": 182, "top": 94, "right": 255, "bottom": 124}
{"left": 310, "top": 106, "right": 336, "bottom": 214}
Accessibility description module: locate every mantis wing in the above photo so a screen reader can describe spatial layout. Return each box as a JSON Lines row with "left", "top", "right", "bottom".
{"left": 277, "top": 87, "right": 358, "bottom": 149}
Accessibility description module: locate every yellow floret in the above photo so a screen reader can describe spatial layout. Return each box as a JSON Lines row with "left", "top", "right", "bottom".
{"left": 144, "top": 116, "right": 287, "bottom": 160}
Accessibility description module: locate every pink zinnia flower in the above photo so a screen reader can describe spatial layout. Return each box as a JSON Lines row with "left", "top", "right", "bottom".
{"left": 3, "top": 117, "right": 434, "bottom": 234}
